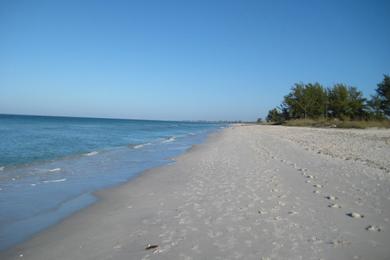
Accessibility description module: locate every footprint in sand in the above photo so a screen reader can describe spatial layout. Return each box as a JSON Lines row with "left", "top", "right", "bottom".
{"left": 328, "top": 203, "right": 341, "bottom": 208}
{"left": 329, "top": 239, "right": 351, "bottom": 247}
{"left": 191, "top": 244, "right": 201, "bottom": 253}
{"left": 307, "top": 236, "right": 323, "bottom": 244}
{"left": 113, "top": 244, "right": 122, "bottom": 250}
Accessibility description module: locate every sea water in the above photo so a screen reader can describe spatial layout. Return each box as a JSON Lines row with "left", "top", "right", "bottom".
{"left": 0, "top": 114, "right": 223, "bottom": 250}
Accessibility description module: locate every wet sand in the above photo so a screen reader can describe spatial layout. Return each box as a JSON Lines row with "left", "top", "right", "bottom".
{"left": 1, "top": 125, "right": 390, "bottom": 260}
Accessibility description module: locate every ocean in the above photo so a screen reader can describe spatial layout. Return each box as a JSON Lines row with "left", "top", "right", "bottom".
{"left": 0, "top": 114, "right": 223, "bottom": 250}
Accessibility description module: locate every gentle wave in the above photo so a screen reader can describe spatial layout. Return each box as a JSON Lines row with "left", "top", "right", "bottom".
{"left": 84, "top": 151, "right": 98, "bottom": 156}
{"left": 134, "top": 143, "right": 152, "bottom": 149}
{"left": 162, "top": 136, "right": 176, "bottom": 143}
{"left": 128, "top": 143, "right": 151, "bottom": 149}
{"left": 48, "top": 168, "right": 61, "bottom": 173}
{"left": 43, "top": 178, "right": 67, "bottom": 183}
{"left": 133, "top": 144, "right": 144, "bottom": 149}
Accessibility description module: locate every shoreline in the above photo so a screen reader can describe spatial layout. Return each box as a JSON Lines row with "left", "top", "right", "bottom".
{"left": 1, "top": 125, "right": 390, "bottom": 259}
{"left": 0, "top": 128, "right": 224, "bottom": 253}
{"left": 0, "top": 123, "right": 223, "bottom": 251}
{"left": 0, "top": 127, "right": 225, "bottom": 258}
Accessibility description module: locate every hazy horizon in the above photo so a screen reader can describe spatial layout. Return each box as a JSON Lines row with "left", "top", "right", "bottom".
{"left": 1, "top": 0, "right": 389, "bottom": 121}
{"left": 0, "top": 112, "right": 240, "bottom": 122}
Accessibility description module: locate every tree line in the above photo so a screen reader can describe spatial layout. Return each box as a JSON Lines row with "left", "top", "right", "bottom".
{"left": 266, "top": 74, "right": 390, "bottom": 123}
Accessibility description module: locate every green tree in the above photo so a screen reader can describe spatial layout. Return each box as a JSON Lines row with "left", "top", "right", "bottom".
{"left": 367, "top": 95, "right": 385, "bottom": 120}
{"left": 328, "top": 84, "right": 349, "bottom": 119}
{"left": 328, "top": 84, "right": 365, "bottom": 119}
{"left": 283, "top": 83, "right": 327, "bottom": 119}
{"left": 266, "top": 108, "right": 284, "bottom": 123}
{"left": 375, "top": 74, "right": 390, "bottom": 117}
{"left": 346, "top": 86, "right": 366, "bottom": 119}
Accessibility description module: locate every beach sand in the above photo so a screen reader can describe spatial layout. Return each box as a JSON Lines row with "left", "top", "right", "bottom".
{"left": 1, "top": 125, "right": 390, "bottom": 260}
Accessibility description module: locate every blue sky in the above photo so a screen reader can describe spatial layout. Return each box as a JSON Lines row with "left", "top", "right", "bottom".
{"left": 1, "top": 0, "right": 389, "bottom": 121}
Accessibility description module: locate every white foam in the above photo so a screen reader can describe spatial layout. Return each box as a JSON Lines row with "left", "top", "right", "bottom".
{"left": 84, "top": 151, "right": 98, "bottom": 156}
{"left": 134, "top": 142, "right": 152, "bottom": 149}
{"left": 43, "top": 178, "right": 67, "bottom": 183}
{"left": 162, "top": 137, "right": 176, "bottom": 143}
{"left": 0, "top": 166, "right": 4, "bottom": 171}
{"left": 48, "top": 168, "right": 61, "bottom": 173}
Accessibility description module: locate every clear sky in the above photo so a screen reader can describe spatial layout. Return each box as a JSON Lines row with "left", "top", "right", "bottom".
{"left": 1, "top": 0, "right": 389, "bottom": 121}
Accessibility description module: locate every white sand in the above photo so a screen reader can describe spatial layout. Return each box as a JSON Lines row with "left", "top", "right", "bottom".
{"left": 1, "top": 125, "right": 390, "bottom": 260}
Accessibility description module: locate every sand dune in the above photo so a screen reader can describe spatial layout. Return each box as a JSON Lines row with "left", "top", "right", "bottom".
{"left": 1, "top": 125, "right": 390, "bottom": 260}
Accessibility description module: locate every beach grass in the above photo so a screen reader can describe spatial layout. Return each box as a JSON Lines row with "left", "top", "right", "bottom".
{"left": 283, "top": 119, "right": 390, "bottom": 129}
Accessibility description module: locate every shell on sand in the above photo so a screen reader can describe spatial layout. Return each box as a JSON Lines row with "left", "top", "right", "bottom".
{"left": 326, "top": 196, "right": 337, "bottom": 201}
{"left": 347, "top": 212, "right": 364, "bottom": 218}
{"left": 366, "top": 225, "right": 381, "bottom": 232}
{"left": 145, "top": 244, "right": 159, "bottom": 250}
{"left": 328, "top": 203, "right": 341, "bottom": 208}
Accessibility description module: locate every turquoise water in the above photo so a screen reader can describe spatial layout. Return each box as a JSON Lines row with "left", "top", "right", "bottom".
{"left": 0, "top": 114, "right": 223, "bottom": 250}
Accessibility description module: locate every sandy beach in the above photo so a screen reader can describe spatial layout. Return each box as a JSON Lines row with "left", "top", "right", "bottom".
{"left": 1, "top": 125, "right": 390, "bottom": 260}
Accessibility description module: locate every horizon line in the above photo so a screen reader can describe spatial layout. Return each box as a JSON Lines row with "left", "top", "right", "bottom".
{"left": 0, "top": 113, "right": 245, "bottom": 123}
